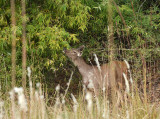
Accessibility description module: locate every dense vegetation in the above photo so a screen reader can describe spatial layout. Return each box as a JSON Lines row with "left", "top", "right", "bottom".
{"left": 0, "top": 0, "right": 159, "bottom": 119}
{"left": 0, "top": 0, "right": 159, "bottom": 97}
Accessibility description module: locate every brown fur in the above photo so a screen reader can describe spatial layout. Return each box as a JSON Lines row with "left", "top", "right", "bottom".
{"left": 64, "top": 46, "right": 130, "bottom": 97}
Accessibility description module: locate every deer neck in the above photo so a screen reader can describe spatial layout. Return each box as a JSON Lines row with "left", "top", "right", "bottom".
{"left": 73, "top": 57, "right": 92, "bottom": 77}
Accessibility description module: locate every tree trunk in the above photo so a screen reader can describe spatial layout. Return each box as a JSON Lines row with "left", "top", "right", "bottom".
{"left": 107, "top": 0, "right": 115, "bottom": 62}
{"left": 11, "top": 0, "right": 16, "bottom": 88}
{"left": 141, "top": 53, "right": 147, "bottom": 105}
{"left": 21, "top": 0, "right": 27, "bottom": 89}
{"left": 107, "top": 0, "right": 117, "bottom": 115}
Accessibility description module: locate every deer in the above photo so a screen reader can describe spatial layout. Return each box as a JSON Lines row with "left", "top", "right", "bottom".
{"left": 64, "top": 45, "right": 133, "bottom": 103}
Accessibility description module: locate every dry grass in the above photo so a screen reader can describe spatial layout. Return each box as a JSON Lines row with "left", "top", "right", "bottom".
{"left": 0, "top": 67, "right": 159, "bottom": 119}
{"left": 0, "top": 80, "right": 159, "bottom": 119}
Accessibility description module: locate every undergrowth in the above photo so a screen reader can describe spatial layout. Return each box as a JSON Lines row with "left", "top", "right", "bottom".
{"left": 0, "top": 69, "right": 159, "bottom": 119}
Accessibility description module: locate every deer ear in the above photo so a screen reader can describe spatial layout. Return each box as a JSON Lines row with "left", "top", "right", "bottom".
{"left": 77, "top": 45, "right": 85, "bottom": 56}
{"left": 78, "top": 45, "right": 85, "bottom": 51}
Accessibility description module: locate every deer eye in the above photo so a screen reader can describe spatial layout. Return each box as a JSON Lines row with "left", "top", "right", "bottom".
{"left": 73, "top": 51, "right": 77, "bottom": 54}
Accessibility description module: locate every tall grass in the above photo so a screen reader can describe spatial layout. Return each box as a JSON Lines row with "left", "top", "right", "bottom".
{"left": 0, "top": 84, "right": 159, "bottom": 119}
{"left": 0, "top": 67, "right": 159, "bottom": 119}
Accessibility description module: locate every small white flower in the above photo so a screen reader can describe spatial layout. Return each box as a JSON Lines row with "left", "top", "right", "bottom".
{"left": 124, "top": 59, "right": 133, "bottom": 84}
{"left": 124, "top": 60, "right": 130, "bottom": 69}
{"left": 71, "top": 93, "right": 78, "bottom": 113}
{"left": 123, "top": 73, "right": 130, "bottom": 93}
{"left": 102, "top": 86, "right": 106, "bottom": 92}
{"left": 54, "top": 96, "right": 60, "bottom": 108}
{"left": 87, "top": 80, "right": 94, "bottom": 89}
{"left": 9, "top": 90, "right": 14, "bottom": 100}
{"left": 36, "top": 83, "right": 41, "bottom": 88}
{"left": 71, "top": 93, "right": 78, "bottom": 105}
{"left": 94, "top": 53, "right": 101, "bottom": 72}
{"left": 14, "top": 87, "right": 28, "bottom": 112}
{"left": 35, "top": 91, "right": 39, "bottom": 100}
{"left": 56, "top": 84, "right": 60, "bottom": 92}
{"left": 14, "top": 87, "right": 23, "bottom": 93}
{"left": 126, "top": 110, "right": 129, "bottom": 119}
{"left": 27, "top": 67, "right": 31, "bottom": 78}
{"left": 62, "top": 99, "right": 65, "bottom": 105}
{"left": 40, "top": 95, "right": 44, "bottom": 99}
{"left": 129, "top": 71, "right": 133, "bottom": 84}
{"left": 29, "top": 80, "right": 32, "bottom": 87}
{"left": 85, "top": 91, "right": 92, "bottom": 101}
{"left": 85, "top": 91, "right": 93, "bottom": 113}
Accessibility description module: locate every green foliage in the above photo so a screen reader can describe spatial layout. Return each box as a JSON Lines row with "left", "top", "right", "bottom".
{"left": 0, "top": 0, "right": 159, "bottom": 94}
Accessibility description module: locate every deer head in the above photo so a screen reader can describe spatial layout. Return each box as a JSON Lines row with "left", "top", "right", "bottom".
{"left": 63, "top": 45, "right": 85, "bottom": 62}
